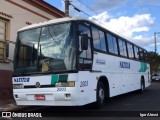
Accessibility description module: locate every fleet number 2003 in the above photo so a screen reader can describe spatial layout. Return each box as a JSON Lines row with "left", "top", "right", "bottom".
{"left": 80, "top": 81, "right": 88, "bottom": 87}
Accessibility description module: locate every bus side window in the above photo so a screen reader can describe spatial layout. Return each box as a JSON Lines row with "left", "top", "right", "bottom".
{"left": 134, "top": 46, "right": 139, "bottom": 60}
{"left": 99, "top": 30, "right": 106, "bottom": 52}
{"left": 139, "top": 49, "right": 144, "bottom": 61}
{"left": 78, "top": 23, "right": 92, "bottom": 70}
{"left": 79, "top": 24, "right": 91, "bottom": 59}
{"left": 118, "top": 38, "right": 127, "bottom": 57}
{"left": 92, "top": 27, "right": 100, "bottom": 50}
{"left": 127, "top": 43, "right": 134, "bottom": 59}
{"left": 91, "top": 27, "right": 107, "bottom": 52}
{"left": 106, "top": 33, "right": 118, "bottom": 55}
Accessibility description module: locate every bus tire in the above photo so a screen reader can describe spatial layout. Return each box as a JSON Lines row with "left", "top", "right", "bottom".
{"left": 139, "top": 78, "right": 145, "bottom": 94}
{"left": 95, "top": 81, "right": 105, "bottom": 108}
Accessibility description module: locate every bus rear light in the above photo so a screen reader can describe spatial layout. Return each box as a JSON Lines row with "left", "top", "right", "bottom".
{"left": 13, "top": 84, "right": 24, "bottom": 89}
{"left": 55, "top": 81, "right": 75, "bottom": 87}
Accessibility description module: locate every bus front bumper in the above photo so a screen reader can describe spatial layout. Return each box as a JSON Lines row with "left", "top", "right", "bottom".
{"left": 13, "top": 88, "right": 90, "bottom": 106}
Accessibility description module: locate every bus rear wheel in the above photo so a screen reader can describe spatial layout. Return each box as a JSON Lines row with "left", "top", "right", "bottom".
{"left": 95, "top": 81, "right": 105, "bottom": 108}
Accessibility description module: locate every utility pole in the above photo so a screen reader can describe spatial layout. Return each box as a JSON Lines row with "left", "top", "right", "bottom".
{"left": 154, "top": 32, "right": 160, "bottom": 53}
{"left": 65, "top": 0, "right": 70, "bottom": 17}
{"left": 154, "top": 32, "right": 157, "bottom": 53}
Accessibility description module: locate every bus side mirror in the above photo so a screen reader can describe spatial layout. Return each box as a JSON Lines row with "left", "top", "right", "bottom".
{"left": 81, "top": 34, "right": 88, "bottom": 50}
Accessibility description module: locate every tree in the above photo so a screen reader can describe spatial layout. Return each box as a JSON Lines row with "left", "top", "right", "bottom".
{"left": 148, "top": 51, "right": 160, "bottom": 74}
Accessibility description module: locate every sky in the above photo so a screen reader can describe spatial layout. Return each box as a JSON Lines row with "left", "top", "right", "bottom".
{"left": 45, "top": 0, "right": 160, "bottom": 54}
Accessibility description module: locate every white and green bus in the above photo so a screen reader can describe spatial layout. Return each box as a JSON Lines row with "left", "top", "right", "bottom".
{"left": 12, "top": 17, "right": 151, "bottom": 107}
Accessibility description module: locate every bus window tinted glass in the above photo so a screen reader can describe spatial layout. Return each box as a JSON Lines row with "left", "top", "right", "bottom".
{"left": 92, "top": 27, "right": 100, "bottom": 50}
{"left": 139, "top": 49, "right": 144, "bottom": 61}
{"left": 134, "top": 46, "right": 139, "bottom": 59}
{"left": 92, "top": 27, "right": 106, "bottom": 52}
{"left": 118, "top": 39, "right": 127, "bottom": 57}
{"left": 107, "top": 33, "right": 118, "bottom": 54}
{"left": 99, "top": 30, "right": 106, "bottom": 51}
{"left": 16, "top": 28, "right": 41, "bottom": 68}
{"left": 127, "top": 43, "right": 134, "bottom": 58}
{"left": 79, "top": 24, "right": 91, "bottom": 59}
{"left": 79, "top": 23, "right": 92, "bottom": 70}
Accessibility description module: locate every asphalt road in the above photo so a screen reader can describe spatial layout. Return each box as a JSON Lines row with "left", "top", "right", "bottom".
{"left": 14, "top": 82, "right": 160, "bottom": 118}
{"left": 100, "top": 82, "right": 160, "bottom": 111}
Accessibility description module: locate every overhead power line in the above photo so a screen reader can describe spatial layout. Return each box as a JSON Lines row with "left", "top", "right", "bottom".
{"left": 64, "top": 0, "right": 105, "bottom": 24}
{"left": 77, "top": 0, "right": 98, "bottom": 15}
{"left": 69, "top": 2, "right": 90, "bottom": 17}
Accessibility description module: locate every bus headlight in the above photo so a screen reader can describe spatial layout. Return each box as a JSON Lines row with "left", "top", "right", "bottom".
{"left": 55, "top": 81, "right": 75, "bottom": 87}
{"left": 13, "top": 84, "right": 24, "bottom": 89}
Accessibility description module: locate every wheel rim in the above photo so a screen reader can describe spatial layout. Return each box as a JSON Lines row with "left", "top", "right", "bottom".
{"left": 99, "top": 88, "right": 104, "bottom": 103}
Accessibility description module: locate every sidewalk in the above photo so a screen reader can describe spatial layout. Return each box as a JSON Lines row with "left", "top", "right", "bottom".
{"left": 0, "top": 98, "right": 21, "bottom": 111}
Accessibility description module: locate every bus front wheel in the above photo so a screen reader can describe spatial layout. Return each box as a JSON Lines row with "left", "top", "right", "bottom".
{"left": 95, "top": 81, "right": 105, "bottom": 108}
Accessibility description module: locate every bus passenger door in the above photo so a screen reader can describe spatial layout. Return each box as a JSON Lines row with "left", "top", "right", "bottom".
{"left": 78, "top": 23, "right": 92, "bottom": 70}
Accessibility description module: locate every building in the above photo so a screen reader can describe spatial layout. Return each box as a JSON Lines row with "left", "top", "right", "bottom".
{"left": 0, "top": 0, "right": 64, "bottom": 98}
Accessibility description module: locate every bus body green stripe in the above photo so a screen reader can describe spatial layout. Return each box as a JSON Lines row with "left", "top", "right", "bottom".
{"left": 139, "top": 62, "right": 147, "bottom": 72}
{"left": 51, "top": 75, "right": 58, "bottom": 85}
{"left": 59, "top": 75, "right": 68, "bottom": 82}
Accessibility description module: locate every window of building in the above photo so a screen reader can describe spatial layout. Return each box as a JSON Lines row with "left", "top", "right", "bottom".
{"left": 107, "top": 33, "right": 118, "bottom": 55}
{"left": 127, "top": 43, "right": 134, "bottom": 58}
{"left": 118, "top": 38, "right": 127, "bottom": 57}
{"left": 0, "top": 18, "right": 9, "bottom": 62}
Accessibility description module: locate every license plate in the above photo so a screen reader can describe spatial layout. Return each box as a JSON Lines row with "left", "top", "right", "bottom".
{"left": 34, "top": 94, "right": 45, "bottom": 100}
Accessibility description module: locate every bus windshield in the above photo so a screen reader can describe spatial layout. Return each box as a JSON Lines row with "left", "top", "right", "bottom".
{"left": 14, "top": 22, "right": 76, "bottom": 75}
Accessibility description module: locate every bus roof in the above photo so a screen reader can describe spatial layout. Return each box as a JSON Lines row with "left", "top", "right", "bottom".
{"left": 18, "top": 17, "right": 84, "bottom": 31}
{"left": 18, "top": 17, "right": 147, "bottom": 51}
